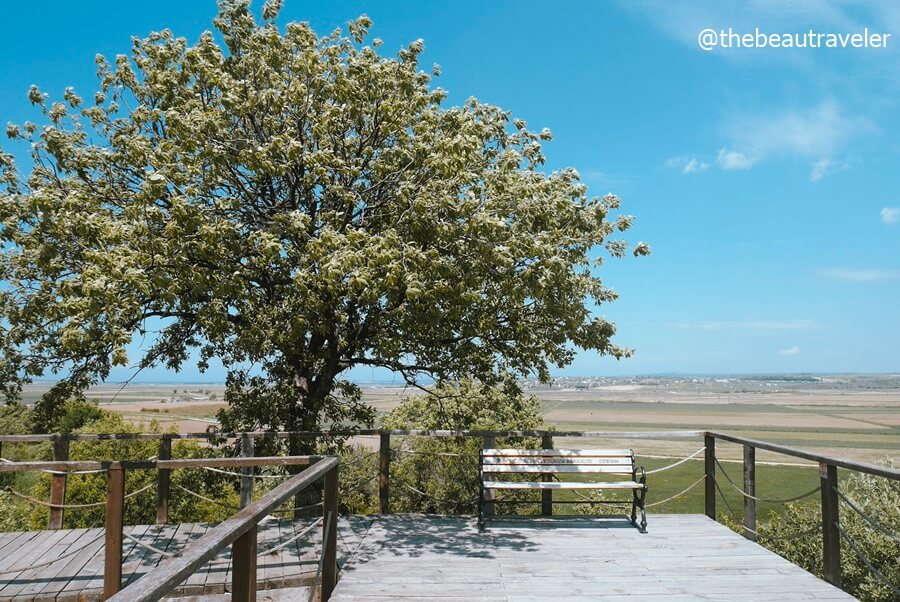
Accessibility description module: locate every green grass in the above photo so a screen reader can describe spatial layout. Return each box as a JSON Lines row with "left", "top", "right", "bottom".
{"left": 546, "top": 457, "right": 825, "bottom": 518}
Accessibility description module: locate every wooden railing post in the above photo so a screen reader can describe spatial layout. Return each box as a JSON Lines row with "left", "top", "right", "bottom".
{"left": 743, "top": 444, "right": 756, "bottom": 541}
{"left": 240, "top": 434, "right": 254, "bottom": 508}
{"left": 48, "top": 435, "right": 69, "bottom": 529}
{"left": 156, "top": 435, "right": 171, "bottom": 525}
{"left": 322, "top": 463, "right": 339, "bottom": 601}
{"left": 103, "top": 463, "right": 125, "bottom": 600}
{"left": 378, "top": 432, "right": 390, "bottom": 514}
{"left": 232, "top": 525, "right": 257, "bottom": 602}
{"left": 820, "top": 463, "right": 841, "bottom": 588}
{"left": 483, "top": 435, "right": 496, "bottom": 519}
{"left": 704, "top": 434, "right": 716, "bottom": 520}
{"left": 541, "top": 433, "right": 553, "bottom": 516}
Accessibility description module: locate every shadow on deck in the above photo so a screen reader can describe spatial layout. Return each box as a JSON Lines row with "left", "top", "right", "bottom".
{"left": 331, "top": 514, "right": 856, "bottom": 602}
{"left": 0, "top": 514, "right": 857, "bottom": 601}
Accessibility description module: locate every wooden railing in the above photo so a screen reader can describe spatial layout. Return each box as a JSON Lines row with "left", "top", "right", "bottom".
{"left": 2, "top": 428, "right": 898, "bottom": 594}
{"left": 704, "top": 431, "right": 900, "bottom": 589}
{"left": 0, "top": 454, "right": 340, "bottom": 601}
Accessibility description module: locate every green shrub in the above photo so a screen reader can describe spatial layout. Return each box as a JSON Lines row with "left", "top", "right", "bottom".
{"left": 743, "top": 460, "right": 899, "bottom": 602}
{"left": 24, "top": 412, "right": 240, "bottom": 530}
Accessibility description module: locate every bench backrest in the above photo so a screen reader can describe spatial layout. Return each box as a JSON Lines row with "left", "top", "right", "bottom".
{"left": 480, "top": 449, "right": 635, "bottom": 476}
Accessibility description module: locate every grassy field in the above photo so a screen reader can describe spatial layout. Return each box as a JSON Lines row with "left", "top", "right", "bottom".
{"left": 21, "top": 375, "right": 900, "bottom": 465}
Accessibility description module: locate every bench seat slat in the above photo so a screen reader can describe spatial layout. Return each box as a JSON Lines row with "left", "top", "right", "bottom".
{"left": 483, "top": 465, "right": 634, "bottom": 474}
{"left": 483, "top": 481, "right": 644, "bottom": 490}
{"left": 482, "top": 449, "right": 633, "bottom": 457}
{"left": 483, "top": 457, "right": 633, "bottom": 466}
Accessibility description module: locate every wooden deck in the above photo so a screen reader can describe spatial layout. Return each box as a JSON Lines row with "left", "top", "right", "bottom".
{"left": 331, "top": 514, "right": 857, "bottom": 601}
{"left": 0, "top": 516, "right": 371, "bottom": 601}
{"left": 0, "top": 514, "right": 857, "bottom": 601}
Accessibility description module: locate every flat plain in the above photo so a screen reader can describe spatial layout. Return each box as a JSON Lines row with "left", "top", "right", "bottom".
{"left": 19, "top": 374, "right": 900, "bottom": 464}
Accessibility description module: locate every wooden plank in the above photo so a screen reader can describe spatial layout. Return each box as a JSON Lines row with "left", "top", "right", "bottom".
{"left": 32, "top": 526, "right": 106, "bottom": 600}
{"left": 482, "top": 465, "right": 634, "bottom": 474}
{"left": 10, "top": 526, "right": 89, "bottom": 599}
{"left": 482, "top": 457, "right": 633, "bottom": 465}
{"left": 58, "top": 527, "right": 108, "bottom": 598}
{"left": 483, "top": 481, "right": 643, "bottom": 490}
{"left": 0, "top": 529, "right": 70, "bottom": 597}
{"left": 482, "top": 449, "right": 634, "bottom": 457}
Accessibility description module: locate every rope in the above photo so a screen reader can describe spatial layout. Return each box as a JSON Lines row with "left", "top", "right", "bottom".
{"left": 399, "top": 481, "right": 479, "bottom": 505}
{"left": 3, "top": 482, "right": 155, "bottom": 509}
{"left": 837, "top": 523, "right": 900, "bottom": 598}
{"left": 644, "top": 447, "right": 706, "bottom": 475}
{"left": 714, "top": 478, "right": 740, "bottom": 518}
{"left": 714, "top": 457, "right": 821, "bottom": 504}
{"left": 337, "top": 519, "right": 373, "bottom": 579}
{"left": 258, "top": 517, "right": 322, "bottom": 556}
{"left": 837, "top": 489, "right": 900, "bottom": 544}
{"left": 200, "top": 466, "right": 290, "bottom": 480}
{"left": 124, "top": 532, "right": 180, "bottom": 558}
{"left": 271, "top": 501, "right": 324, "bottom": 516}
{"left": 646, "top": 476, "right": 706, "bottom": 508}
{"left": 395, "top": 448, "right": 476, "bottom": 458}
{"left": 174, "top": 484, "right": 240, "bottom": 510}
{"left": 0, "top": 529, "right": 104, "bottom": 575}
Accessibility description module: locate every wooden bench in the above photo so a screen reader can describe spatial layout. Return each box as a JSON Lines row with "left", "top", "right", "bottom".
{"left": 478, "top": 448, "right": 648, "bottom": 532}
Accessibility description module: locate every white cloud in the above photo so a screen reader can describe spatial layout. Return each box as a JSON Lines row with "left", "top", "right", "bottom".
{"left": 882, "top": 207, "right": 900, "bottom": 224}
{"left": 669, "top": 319, "right": 820, "bottom": 331}
{"left": 664, "top": 156, "right": 709, "bottom": 174}
{"left": 666, "top": 102, "right": 869, "bottom": 179}
{"left": 819, "top": 268, "right": 900, "bottom": 282}
{"left": 682, "top": 158, "right": 709, "bottom": 174}
{"left": 778, "top": 346, "right": 800, "bottom": 356}
{"left": 810, "top": 158, "right": 834, "bottom": 182}
{"left": 726, "top": 101, "right": 871, "bottom": 163}
{"left": 716, "top": 149, "right": 754, "bottom": 170}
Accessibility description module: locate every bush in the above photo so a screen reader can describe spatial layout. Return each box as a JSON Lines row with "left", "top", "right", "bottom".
{"left": 344, "top": 379, "right": 546, "bottom": 515}
{"left": 24, "top": 412, "right": 241, "bottom": 530}
{"left": 748, "top": 460, "right": 899, "bottom": 602}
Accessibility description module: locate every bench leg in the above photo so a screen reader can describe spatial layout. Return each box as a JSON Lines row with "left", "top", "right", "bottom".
{"left": 478, "top": 483, "right": 484, "bottom": 532}
{"left": 630, "top": 488, "right": 638, "bottom": 525}
{"left": 638, "top": 486, "right": 648, "bottom": 534}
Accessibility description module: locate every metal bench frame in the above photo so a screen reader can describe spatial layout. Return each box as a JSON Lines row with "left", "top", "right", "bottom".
{"left": 478, "top": 448, "right": 648, "bottom": 533}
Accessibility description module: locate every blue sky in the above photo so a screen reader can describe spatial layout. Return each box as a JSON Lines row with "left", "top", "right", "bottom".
{"left": 1, "top": 1, "right": 898, "bottom": 381}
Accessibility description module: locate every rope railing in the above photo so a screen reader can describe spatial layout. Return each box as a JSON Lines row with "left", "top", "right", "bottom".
{"left": 836, "top": 523, "right": 900, "bottom": 598}
{"left": 398, "top": 480, "right": 479, "bottom": 505}
{"left": 4, "top": 481, "right": 155, "bottom": 509}
{"left": 714, "top": 456, "right": 821, "bottom": 504}
{"left": 643, "top": 447, "right": 706, "bottom": 475}
{"left": 270, "top": 501, "right": 324, "bottom": 516}
{"left": 200, "top": 465, "right": 292, "bottom": 479}
{"left": 173, "top": 484, "right": 241, "bottom": 510}
{"left": 258, "top": 517, "right": 323, "bottom": 556}
{"left": 124, "top": 531, "right": 180, "bottom": 558}
{"left": 836, "top": 489, "right": 900, "bottom": 544}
